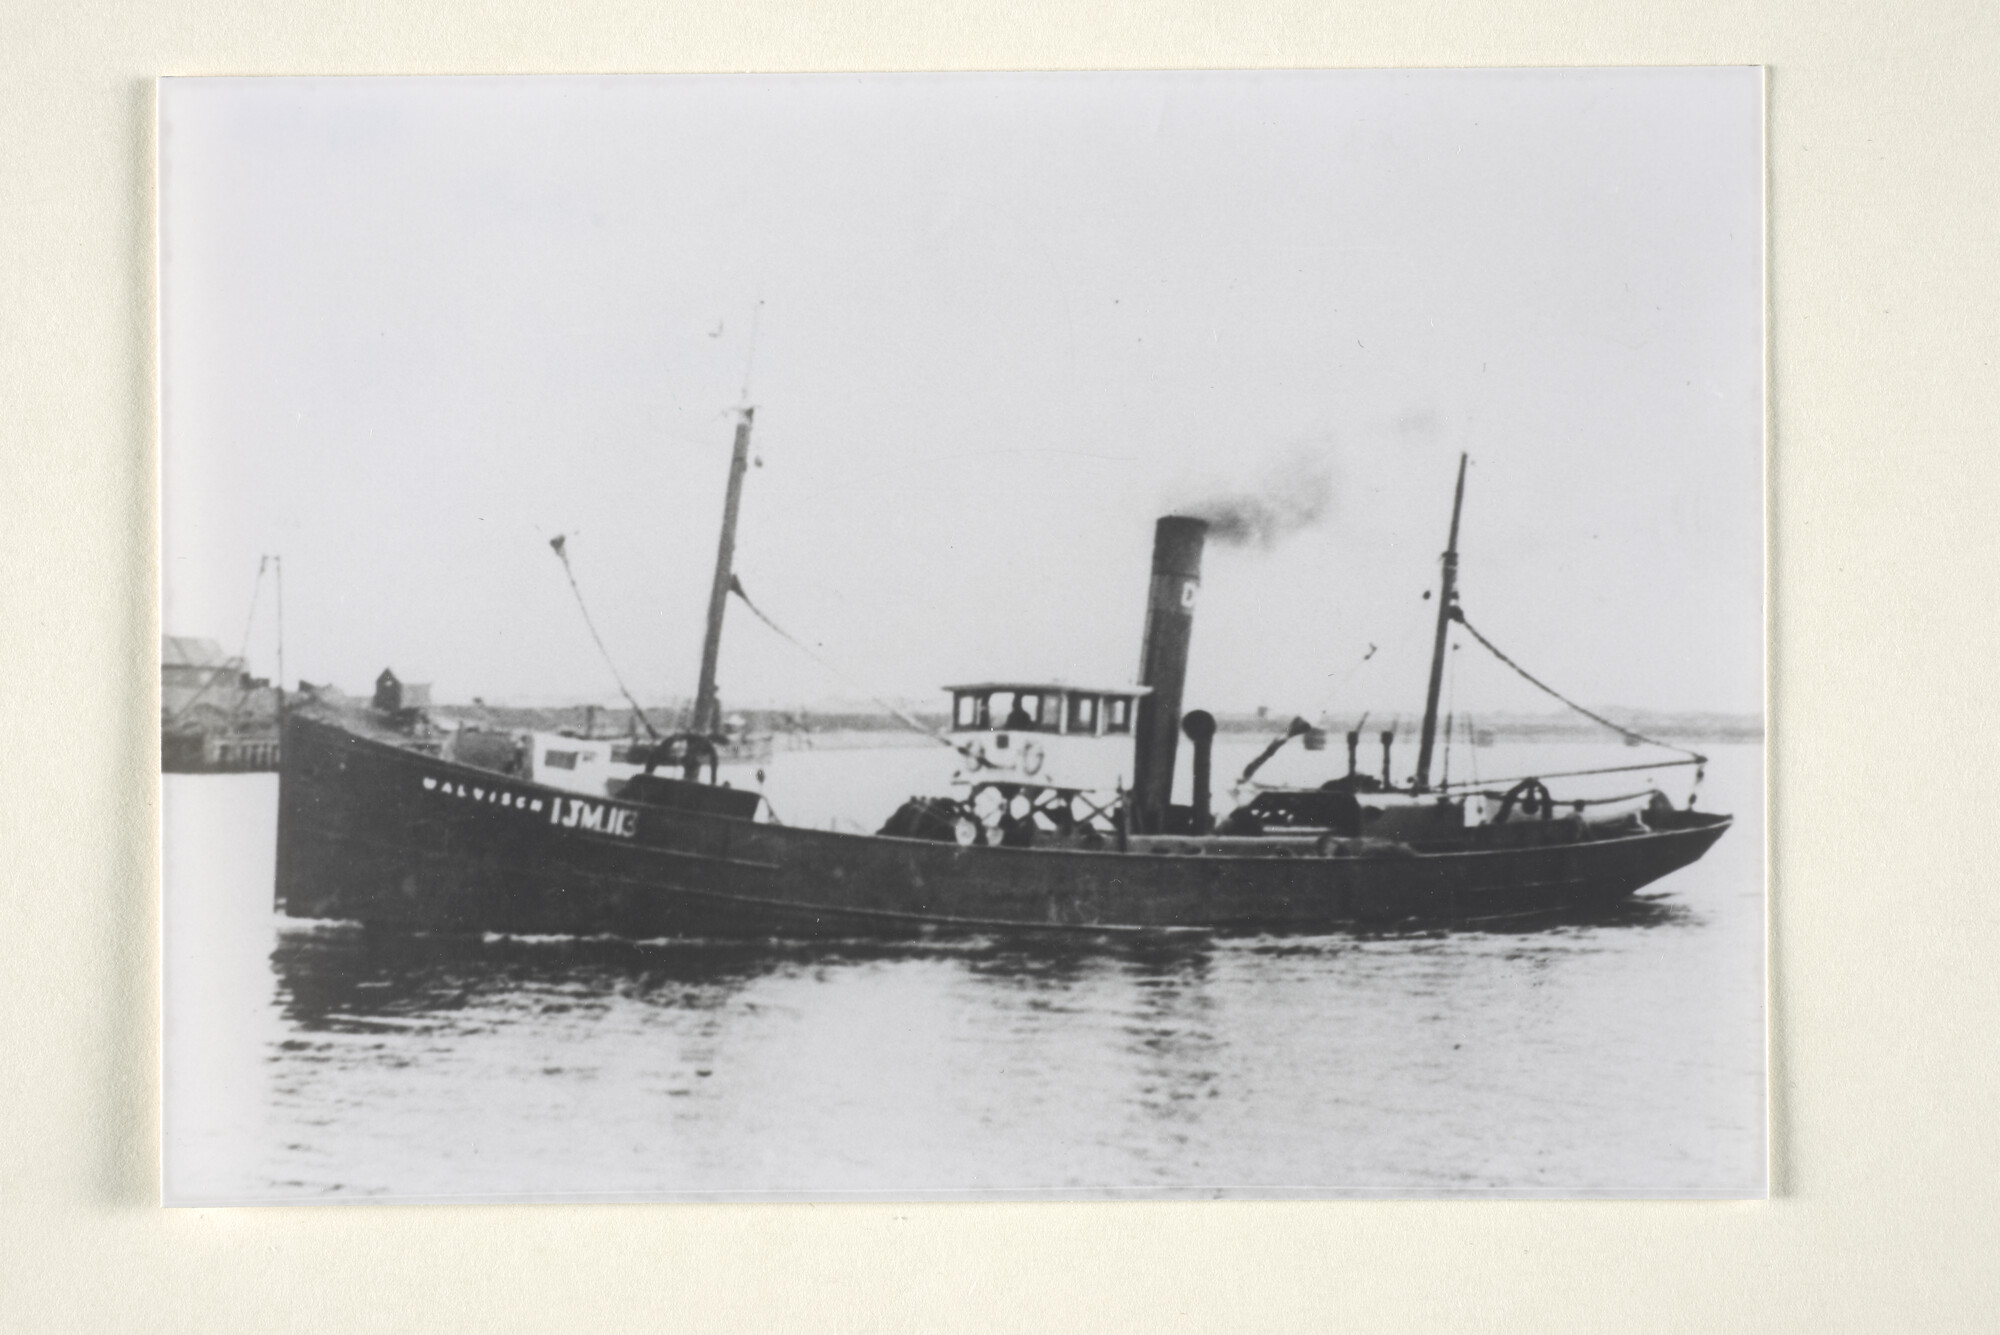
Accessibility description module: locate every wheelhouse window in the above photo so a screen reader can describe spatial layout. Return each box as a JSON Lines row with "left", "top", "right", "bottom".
{"left": 1104, "top": 696, "right": 1133, "bottom": 734}
{"left": 948, "top": 689, "right": 1063, "bottom": 732}
{"left": 986, "top": 690, "right": 1018, "bottom": 729}
{"left": 998, "top": 691, "right": 1048, "bottom": 731}
{"left": 953, "top": 688, "right": 1091, "bottom": 733}
{"left": 953, "top": 693, "right": 983, "bottom": 730}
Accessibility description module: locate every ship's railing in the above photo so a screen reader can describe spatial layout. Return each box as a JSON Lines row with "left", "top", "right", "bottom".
{"left": 195, "top": 735, "right": 281, "bottom": 770}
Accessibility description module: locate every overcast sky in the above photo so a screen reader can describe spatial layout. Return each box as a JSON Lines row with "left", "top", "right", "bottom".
{"left": 161, "top": 70, "right": 1762, "bottom": 720}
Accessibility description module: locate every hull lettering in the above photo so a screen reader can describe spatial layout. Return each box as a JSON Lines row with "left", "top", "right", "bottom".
{"left": 555, "top": 797, "right": 636, "bottom": 838}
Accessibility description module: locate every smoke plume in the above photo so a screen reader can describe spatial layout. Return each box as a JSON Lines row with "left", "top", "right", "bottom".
{"left": 1174, "top": 450, "right": 1335, "bottom": 550}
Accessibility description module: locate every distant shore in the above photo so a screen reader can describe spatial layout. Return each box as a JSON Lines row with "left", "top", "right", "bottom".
{"left": 428, "top": 700, "right": 1763, "bottom": 747}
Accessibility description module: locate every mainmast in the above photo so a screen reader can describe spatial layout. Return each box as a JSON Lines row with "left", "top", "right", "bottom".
{"left": 1413, "top": 452, "right": 1468, "bottom": 793}
{"left": 691, "top": 407, "right": 754, "bottom": 743}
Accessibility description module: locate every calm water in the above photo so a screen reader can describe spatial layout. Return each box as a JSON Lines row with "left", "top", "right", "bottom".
{"left": 162, "top": 741, "right": 1765, "bottom": 1202}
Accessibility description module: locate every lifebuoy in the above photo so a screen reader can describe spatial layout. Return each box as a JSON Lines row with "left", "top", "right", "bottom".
{"left": 1020, "top": 741, "right": 1045, "bottom": 777}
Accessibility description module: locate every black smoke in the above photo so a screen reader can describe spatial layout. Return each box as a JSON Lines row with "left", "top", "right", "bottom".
{"left": 1175, "top": 451, "right": 1335, "bottom": 549}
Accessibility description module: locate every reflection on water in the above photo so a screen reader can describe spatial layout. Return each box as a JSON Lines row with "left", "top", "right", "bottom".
{"left": 249, "top": 883, "right": 1733, "bottom": 1199}
{"left": 165, "top": 745, "right": 1765, "bottom": 1202}
{"left": 275, "top": 929, "right": 884, "bottom": 1033}
{"left": 273, "top": 892, "right": 1700, "bottom": 1038}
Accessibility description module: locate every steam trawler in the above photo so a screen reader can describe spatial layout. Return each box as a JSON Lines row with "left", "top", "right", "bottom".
{"left": 277, "top": 415, "right": 1731, "bottom": 938}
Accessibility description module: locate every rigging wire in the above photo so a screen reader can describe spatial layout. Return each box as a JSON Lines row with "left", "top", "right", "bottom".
{"left": 546, "top": 535, "right": 663, "bottom": 740}
{"left": 235, "top": 556, "right": 267, "bottom": 684}
{"left": 739, "top": 299, "right": 764, "bottom": 407}
{"left": 1441, "top": 628, "right": 1459, "bottom": 789}
{"left": 1452, "top": 611, "right": 1706, "bottom": 763}
{"left": 1462, "top": 710, "right": 1480, "bottom": 789}
{"left": 222, "top": 556, "right": 268, "bottom": 723}
{"left": 1443, "top": 756, "right": 1699, "bottom": 791}
{"left": 168, "top": 556, "right": 267, "bottom": 724}
{"left": 1432, "top": 606, "right": 1706, "bottom": 794}
{"left": 1321, "top": 640, "right": 1382, "bottom": 712}
{"left": 727, "top": 575, "right": 984, "bottom": 764}
{"left": 272, "top": 554, "right": 285, "bottom": 698}
{"left": 1295, "top": 599, "right": 1433, "bottom": 738}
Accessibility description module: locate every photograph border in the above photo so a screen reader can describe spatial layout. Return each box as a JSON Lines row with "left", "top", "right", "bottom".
{"left": 2, "top": 0, "right": 1992, "bottom": 1327}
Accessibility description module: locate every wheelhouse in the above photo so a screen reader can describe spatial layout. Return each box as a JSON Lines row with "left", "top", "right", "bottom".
{"left": 944, "top": 682, "right": 1146, "bottom": 738}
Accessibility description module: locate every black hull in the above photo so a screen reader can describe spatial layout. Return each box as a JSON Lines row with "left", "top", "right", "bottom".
{"left": 276, "top": 714, "right": 1731, "bottom": 940}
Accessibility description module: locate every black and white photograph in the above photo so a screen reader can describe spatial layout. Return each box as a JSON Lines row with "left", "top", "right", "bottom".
{"left": 159, "top": 69, "right": 1765, "bottom": 1202}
